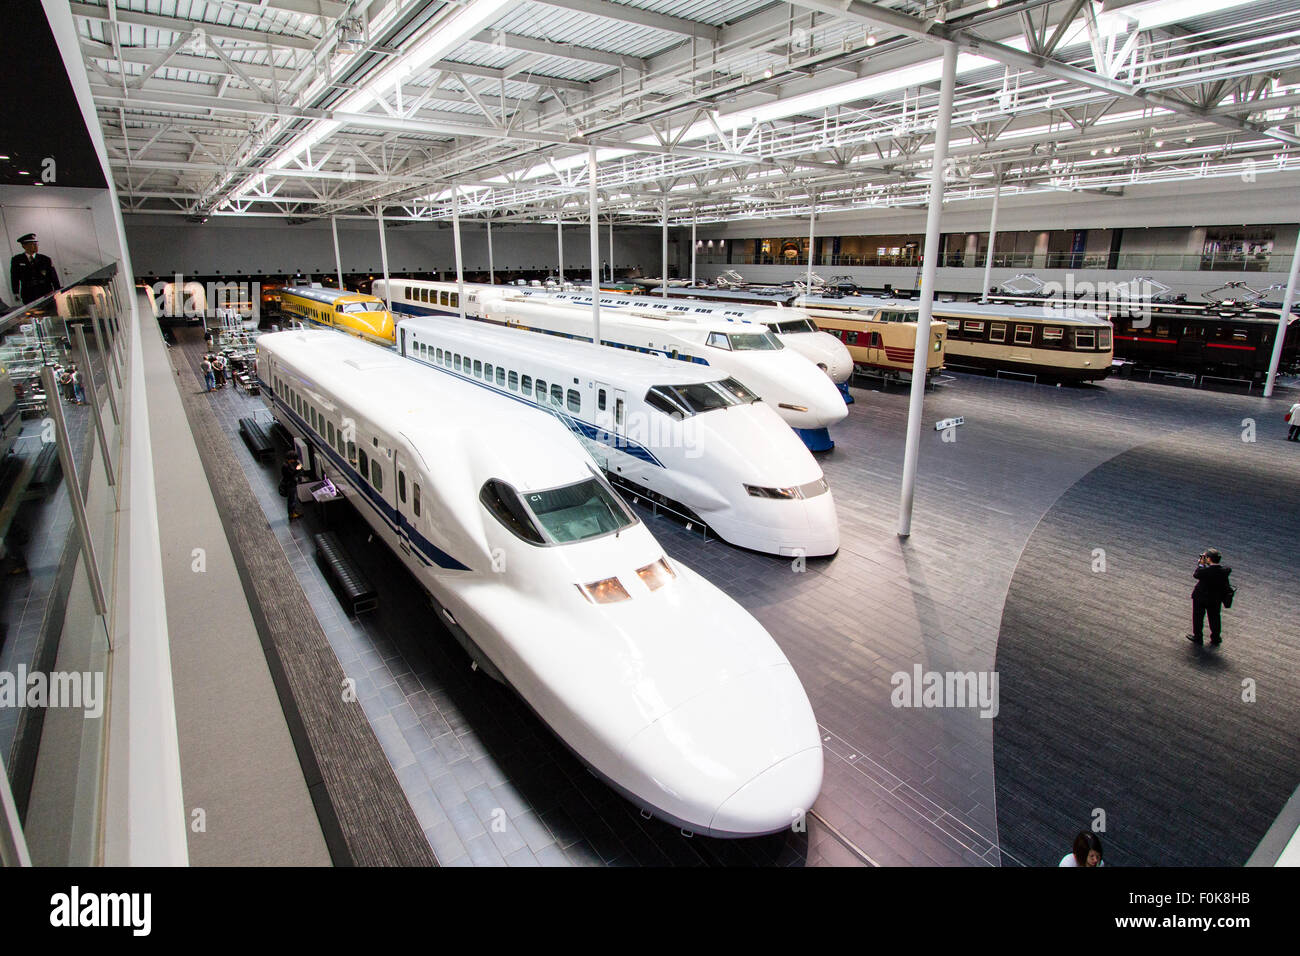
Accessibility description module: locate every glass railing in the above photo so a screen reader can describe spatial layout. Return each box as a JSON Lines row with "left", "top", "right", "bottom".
{"left": 693, "top": 251, "right": 1282, "bottom": 272}
{"left": 0, "top": 263, "right": 129, "bottom": 865}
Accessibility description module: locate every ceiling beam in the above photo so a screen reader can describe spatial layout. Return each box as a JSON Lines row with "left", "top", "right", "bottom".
{"left": 470, "top": 29, "right": 647, "bottom": 72}
{"left": 532, "top": 0, "right": 720, "bottom": 43}
{"left": 69, "top": 1, "right": 320, "bottom": 51}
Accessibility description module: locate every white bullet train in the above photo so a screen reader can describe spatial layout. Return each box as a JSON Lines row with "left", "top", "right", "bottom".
{"left": 397, "top": 316, "right": 840, "bottom": 557}
{"left": 516, "top": 288, "right": 855, "bottom": 386}
{"left": 372, "top": 279, "right": 848, "bottom": 451}
{"left": 255, "top": 329, "right": 823, "bottom": 837}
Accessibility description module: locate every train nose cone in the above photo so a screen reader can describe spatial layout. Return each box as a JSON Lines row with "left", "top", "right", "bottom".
{"left": 618, "top": 663, "right": 823, "bottom": 837}
{"left": 711, "top": 747, "right": 824, "bottom": 837}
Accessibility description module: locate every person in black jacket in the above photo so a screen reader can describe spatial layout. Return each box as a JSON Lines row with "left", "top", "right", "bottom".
{"left": 9, "top": 234, "right": 60, "bottom": 305}
{"left": 1187, "top": 548, "right": 1232, "bottom": 646}
{"left": 281, "top": 451, "right": 303, "bottom": 520}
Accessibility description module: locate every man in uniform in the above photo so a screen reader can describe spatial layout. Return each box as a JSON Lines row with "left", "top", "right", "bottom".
{"left": 10, "top": 234, "right": 61, "bottom": 305}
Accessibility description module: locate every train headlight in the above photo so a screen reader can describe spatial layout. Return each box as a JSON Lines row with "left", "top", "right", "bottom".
{"left": 577, "top": 576, "right": 632, "bottom": 605}
{"left": 745, "top": 484, "right": 799, "bottom": 499}
{"left": 933, "top": 338, "right": 942, "bottom": 351}
{"left": 635, "top": 557, "right": 676, "bottom": 592}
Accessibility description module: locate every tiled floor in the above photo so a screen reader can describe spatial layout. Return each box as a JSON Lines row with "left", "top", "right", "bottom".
{"left": 183, "top": 327, "right": 1299, "bottom": 866}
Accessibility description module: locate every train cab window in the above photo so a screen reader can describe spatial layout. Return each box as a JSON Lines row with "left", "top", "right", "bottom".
{"left": 398, "top": 471, "right": 406, "bottom": 504}
{"left": 551, "top": 384, "right": 563, "bottom": 407}
{"left": 523, "top": 473, "right": 637, "bottom": 545}
{"left": 598, "top": 388, "right": 607, "bottom": 411}
{"left": 566, "top": 389, "right": 581, "bottom": 413}
{"left": 479, "top": 479, "right": 546, "bottom": 545}
{"left": 1074, "top": 329, "right": 1095, "bottom": 350}
{"left": 989, "top": 323, "right": 1007, "bottom": 343}
{"left": 707, "top": 331, "right": 732, "bottom": 350}
{"left": 473, "top": 360, "right": 482, "bottom": 378}
{"left": 1099, "top": 328, "right": 1112, "bottom": 349}
{"left": 508, "top": 371, "right": 519, "bottom": 391}
{"left": 522, "top": 374, "right": 532, "bottom": 393}
{"left": 1014, "top": 325, "right": 1034, "bottom": 345}
{"left": 496, "top": 367, "right": 505, "bottom": 387}
{"left": 358, "top": 449, "right": 370, "bottom": 482}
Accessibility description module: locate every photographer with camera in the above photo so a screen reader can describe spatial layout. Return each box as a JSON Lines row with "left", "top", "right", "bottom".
{"left": 1187, "top": 548, "right": 1233, "bottom": 647}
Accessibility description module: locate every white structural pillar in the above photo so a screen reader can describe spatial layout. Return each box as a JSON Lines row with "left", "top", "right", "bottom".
{"left": 1263, "top": 227, "right": 1300, "bottom": 397}
{"left": 981, "top": 180, "right": 1001, "bottom": 303}
{"left": 898, "top": 42, "right": 957, "bottom": 539}
{"left": 661, "top": 197, "right": 669, "bottom": 298}
{"left": 608, "top": 217, "right": 615, "bottom": 282}
{"left": 377, "top": 207, "right": 392, "bottom": 312}
{"left": 330, "top": 215, "right": 344, "bottom": 289}
{"left": 557, "top": 216, "right": 564, "bottom": 284}
{"left": 486, "top": 217, "right": 495, "bottom": 286}
{"left": 588, "top": 147, "right": 602, "bottom": 343}
{"left": 452, "top": 186, "right": 466, "bottom": 320}
{"left": 806, "top": 193, "right": 816, "bottom": 290}
{"left": 690, "top": 211, "right": 697, "bottom": 287}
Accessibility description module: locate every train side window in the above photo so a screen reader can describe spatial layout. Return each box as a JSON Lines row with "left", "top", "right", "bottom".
{"left": 413, "top": 483, "right": 421, "bottom": 517}
{"left": 598, "top": 388, "right": 606, "bottom": 411}
{"left": 616, "top": 398, "right": 625, "bottom": 425}
{"left": 454, "top": 353, "right": 462, "bottom": 371}
{"left": 444, "top": 350, "right": 452, "bottom": 368}
{"left": 870, "top": 332, "right": 883, "bottom": 348}
{"left": 964, "top": 320, "right": 985, "bottom": 334}
{"left": 310, "top": 407, "right": 318, "bottom": 431}
{"left": 436, "top": 348, "right": 443, "bottom": 362}
{"left": 327, "top": 421, "right": 336, "bottom": 446}
{"left": 566, "top": 389, "right": 580, "bottom": 413}
{"left": 1074, "top": 329, "right": 1095, "bottom": 349}
{"left": 707, "top": 331, "right": 731, "bottom": 350}
{"left": 372, "top": 462, "right": 383, "bottom": 493}
{"left": 398, "top": 470, "right": 407, "bottom": 504}
{"left": 484, "top": 362, "right": 493, "bottom": 380}
{"left": 1156, "top": 326, "right": 1169, "bottom": 337}
{"left": 522, "top": 374, "right": 532, "bottom": 393}
{"left": 844, "top": 331, "right": 858, "bottom": 345}
{"left": 989, "top": 323, "right": 1007, "bottom": 343}
{"left": 551, "top": 384, "right": 563, "bottom": 407}
{"left": 450, "top": 293, "right": 459, "bottom": 309}
{"left": 347, "top": 441, "right": 356, "bottom": 464}
{"left": 439, "top": 291, "right": 448, "bottom": 306}
{"left": 1014, "top": 325, "right": 1034, "bottom": 345}
{"left": 1099, "top": 328, "right": 1112, "bottom": 349}
{"left": 358, "top": 449, "right": 370, "bottom": 482}
{"left": 509, "top": 370, "right": 519, "bottom": 391}
{"left": 536, "top": 379, "right": 547, "bottom": 399}
{"left": 473, "top": 360, "right": 482, "bottom": 378}
{"left": 496, "top": 367, "right": 505, "bottom": 387}
{"left": 1232, "top": 328, "right": 1248, "bottom": 341}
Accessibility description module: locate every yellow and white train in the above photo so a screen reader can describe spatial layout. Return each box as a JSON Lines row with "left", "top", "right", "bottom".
{"left": 278, "top": 285, "right": 395, "bottom": 347}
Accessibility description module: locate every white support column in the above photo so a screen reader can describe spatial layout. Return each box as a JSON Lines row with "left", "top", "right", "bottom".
{"left": 690, "top": 211, "right": 697, "bottom": 287}
{"left": 556, "top": 216, "right": 564, "bottom": 284}
{"left": 898, "top": 42, "right": 957, "bottom": 539}
{"left": 661, "top": 197, "right": 669, "bottom": 299}
{"left": 1263, "top": 227, "right": 1300, "bottom": 397}
{"left": 452, "top": 187, "right": 465, "bottom": 320}
{"left": 330, "top": 215, "right": 344, "bottom": 290}
{"left": 486, "top": 216, "right": 495, "bottom": 285}
{"left": 806, "top": 193, "right": 816, "bottom": 290}
{"left": 981, "top": 180, "right": 1002, "bottom": 303}
{"left": 608, "top": 217, "right": 615, "bottom": 282}
{"left": 377, "top": 208, "right": 392, "bottom": 312}
{"left": 588, "top": 147, "right": 602, "bottom": 343}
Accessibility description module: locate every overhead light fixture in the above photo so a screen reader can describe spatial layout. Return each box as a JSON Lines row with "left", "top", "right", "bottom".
{"left": 866, "top": 32, "right": 877, "bottom": 47}
{"left": 763, "top": 67, "right": 773, "bottom": 79}
{"left": 1154, "top": 140, "right": 1163, "bottom": 147}
{"left": 987, "top": 0, "right": 1000, "bottom": 7}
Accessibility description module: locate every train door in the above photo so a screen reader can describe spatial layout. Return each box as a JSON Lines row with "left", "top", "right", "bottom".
{"left": 400, "top": 326, "right": 407, "bottom": 356}
{"left": 1176, "top": 323, "right": 1205, "bottom": 369}
{"left": 395, "top": 451, "right": 412, "bottom": 557}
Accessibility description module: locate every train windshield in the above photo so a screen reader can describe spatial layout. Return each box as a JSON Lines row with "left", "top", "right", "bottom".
{"left": 522, "top": 474, "right": 637, "bottom": 544}
{"left": 768, "top": 319, "right": 819, "bottom": 334}
{"left": 645, "top": 378, "right": 760, "bottom": 417}
{"left": 337, "top": 301, "right": 375, "bottom": 314}
{"left": 728, "top": 331, "right": 784, "bottom": 350}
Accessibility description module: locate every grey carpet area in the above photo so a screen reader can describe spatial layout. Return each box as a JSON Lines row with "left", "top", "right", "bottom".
{"left": 993, "top": 426, "right": 1300, "bottom": 866}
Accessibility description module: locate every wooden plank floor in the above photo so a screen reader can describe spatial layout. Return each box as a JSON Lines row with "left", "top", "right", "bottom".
{"left": 167, "top": 327, "right": 435, "bottom": 867}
